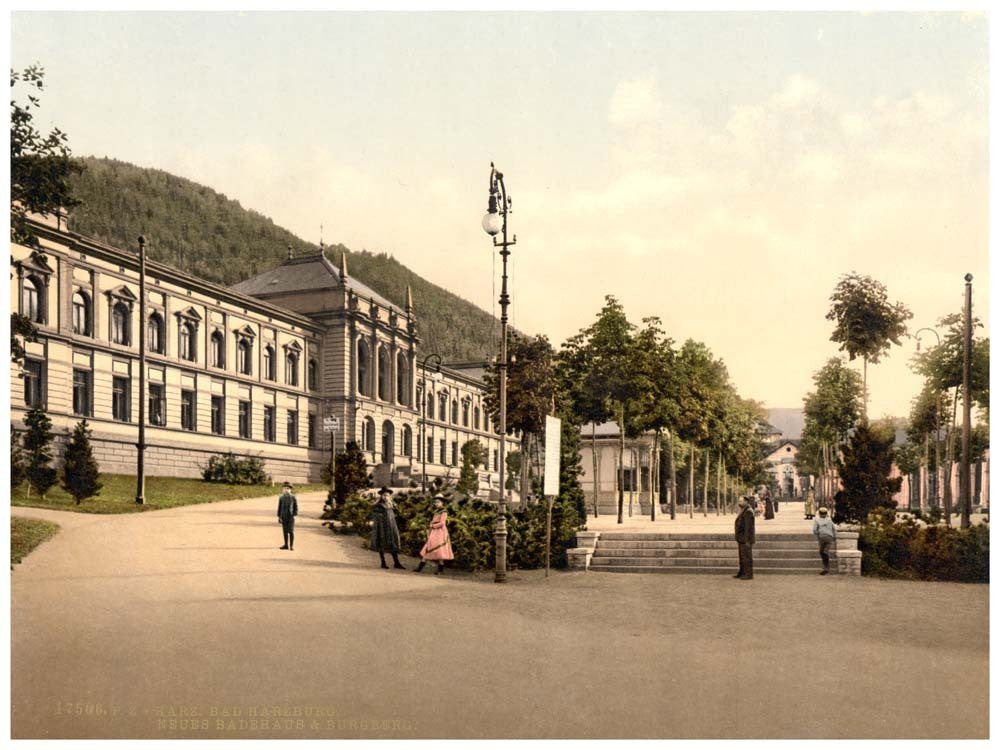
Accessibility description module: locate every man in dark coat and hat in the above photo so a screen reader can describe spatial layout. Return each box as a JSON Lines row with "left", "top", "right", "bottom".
{"left": 277, "top": 481, "right": 298, "bottom": 550}
{"left": 371, "top": 487, "right": 405, "bottom": 569}
{"left": 734, "top": 496, "right": 755, "bottom": 579}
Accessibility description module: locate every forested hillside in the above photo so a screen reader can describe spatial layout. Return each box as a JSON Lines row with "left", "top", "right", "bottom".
{"left": 65, "top": 157, "right": 507, "bottom": 362}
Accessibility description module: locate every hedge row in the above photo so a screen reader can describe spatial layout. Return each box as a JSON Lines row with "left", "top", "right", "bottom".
{"left": 332, "top": 491, "right": 585, "bottom": 572}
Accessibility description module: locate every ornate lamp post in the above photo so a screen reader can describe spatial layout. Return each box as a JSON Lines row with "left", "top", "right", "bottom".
{"left": 482, "top": 163, "right": 515, "bottom": 584}
{"left": 420, "top": 353, "right": 442, "bottom": 496}
{"left": 135, "top": 235, "right": 147, "bottom": 505}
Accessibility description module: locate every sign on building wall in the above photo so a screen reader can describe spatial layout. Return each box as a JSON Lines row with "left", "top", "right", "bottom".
{"left": 544, "top": 415, "right": 561, "bottom": 497}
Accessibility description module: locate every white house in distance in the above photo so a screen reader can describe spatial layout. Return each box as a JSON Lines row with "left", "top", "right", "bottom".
{"left": 764, "top": 440, "right": 808, "bottom": 498}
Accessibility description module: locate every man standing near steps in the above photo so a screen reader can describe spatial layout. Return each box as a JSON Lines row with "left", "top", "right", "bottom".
{"left": 734, "top": 496, "right": 755, "bottom": 579}
{"left": 277, "top": 481, "right": 298, "bottom": 551}
{"left": 812, "top": 506, "right": 837, "bottom": 575}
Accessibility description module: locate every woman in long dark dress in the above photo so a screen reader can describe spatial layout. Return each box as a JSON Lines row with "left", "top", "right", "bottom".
{"left": 371, "top": 487, "right": 405, "bottom": 569}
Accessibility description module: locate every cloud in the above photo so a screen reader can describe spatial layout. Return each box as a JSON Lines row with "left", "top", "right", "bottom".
{"left": 608, "top": 77, "right": 661, "bottom": 128}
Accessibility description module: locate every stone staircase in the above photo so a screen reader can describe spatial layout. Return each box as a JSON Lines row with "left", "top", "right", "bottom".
{"left": 586, "top": 532, "right": 829, "bottom": 575}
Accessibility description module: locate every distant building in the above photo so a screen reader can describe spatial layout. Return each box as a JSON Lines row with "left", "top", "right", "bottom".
{"left": 11, "top": 214, "right": 517, "bottom": 490}
{"left": 763, "top": 440, "right": 808, "bottom": 498}
{"left": 578, "top": 422, "right": 662, "bottom": 516}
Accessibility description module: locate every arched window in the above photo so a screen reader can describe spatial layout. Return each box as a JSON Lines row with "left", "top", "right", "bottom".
{"left": 364, "top": 417, "right": 376, "bottom": 452}
{"left": 377, "top": 346, "right": 391, "bottom": 401}
{"left": 147, "top": 312, "right": 164, "bottom": 354}
{"left": 357, "top": 340, "right": 371, "bottom": 396}
{"left": 308, "top": 358, "right": 318, "bottom": 391}
{"left": 474, "top": 406, "right": 481, "bottom": 430}
{"left": 21, "top": 277, "right": 42, "bottom": 323}
{"left": 285, "top": 351, "right": 299, "bottom": 386}
{"left": 402, "top": 425, "right": 413, "bottom": 457}
{"left": 210, "top": 330, "right": 225, "bottom": 368}
{"left": 111, "top": 302, "right": 131, "bottom": 345}
{"left": 462, "top": 401, "right": 470, "bottom": 427}
{"left": 179, "top": 322, "right": 196, "bottom": 362}
{"left": 72, "top": 290, "right": 91, "bottom": 336}
{"left": 426, "top": 390, "right": 434, "bottom": 418}
{"left": 381, "top": 420, "right": 395, "bottom": 463}
{"left": 396, "top": 353, "right": 410, "bottom": 406}
{"left": 438, "top": 392, "right": 448, "bottom": 422}
{"left": 451, "top": 399, "right": 458, "bottom": 424}
{"left": 238, "top": 338, "right": 253, "bottom": 375}
{"left": 263, "top": 345, "right": 275, "bottom": 380}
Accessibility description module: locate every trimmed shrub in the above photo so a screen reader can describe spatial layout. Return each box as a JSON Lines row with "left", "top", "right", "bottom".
{"left": 201, "top": 452, "right": 269, "bottom": 485}
{"left": 860, "top": 509, "right": 988, "bottom": 582}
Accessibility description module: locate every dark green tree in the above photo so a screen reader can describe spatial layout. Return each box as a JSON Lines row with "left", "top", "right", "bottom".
{"left": 834, "top": 424, "right": 903, "bottom": 524}
{"left": 457, "top": 440, "right": 486, "bottom": 497}
{"left": 825, "top": 272, "right": 912, "bottom": 421}
{"left": 483, "top": 333, "right": 558, "bottom": 503}
{"left": 505, "top": 451, "right": 522, "bottom": 491}
{"left": 333, "top": 441, "right": 370, "bottom": 506}
{"left": 23, "top": 405, "right": 57, "bottom": 498}
{"left": 61, "top": 419, "right": 102, "bottom": 505}
{"left": 11, "top": 427, "right": 27, "bottom": 490}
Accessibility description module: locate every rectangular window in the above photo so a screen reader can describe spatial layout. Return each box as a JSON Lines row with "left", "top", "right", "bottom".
{"left": 239, "top": 401, "right": 252, "bottom": 439}
{"left": 426, "top": 437, "right": 434, "bottom": 464}
{"left": 148, "top": 383, "right": 166, "bottom": 426}
{"left": 23, "top": 360, "right": 43, "bottom": 407}
{"left": 72, "top": 369, "right": 91, "bottom": 416}
{"left": 211, "top": 396, "right": 225, "bottom": 435}
{"left": 307, "top": 414, "right": 316, "bottom": 448}
{"left": 112, "top": 375, "right": 130, "bottom": 421}
{"left": 493, "top": 449, "right": 499, "bottom": 472}
{"left": 264, "top": 405, "right": 276, "bottom": 442}
{"left": 451, "top": 441, "right": 458, "bottom": 467}
{"left": 287, "top": 409, "right": 298, "bottom": 445}
{"left": 440, "top": 439, "right": 447, "bottom": 466}
{"left": 181, "top": 389, "right": 196, "bottom": 431}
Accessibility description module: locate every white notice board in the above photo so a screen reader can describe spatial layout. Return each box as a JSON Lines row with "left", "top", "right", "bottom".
{"left": 544, "top": 415, "right": 561, "bottom": 497}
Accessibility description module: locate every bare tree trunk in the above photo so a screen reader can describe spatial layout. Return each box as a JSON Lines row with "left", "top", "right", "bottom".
{"left": 716, "top": 453, "right": 723, "bottom": 516}
{"left": 669, "top": 430, "right": 677, "bottom": 520}
{"left": 943, "top": 386, "right": 959, "bottom": 526}
{"left": 922, "top": 433, "right": 929, "bottom": 512}
{"left": 934, "top": 425, "right": 942, "bottom": 510}
{"left": 591, "top": 422, "right": 599, "bottom": 518}
{"left": 617, "top": 410, "right": 625, "bottom": 524}
{"left": 862, "top": 356, "right": 869, "bottom": 424}
{"left": 703, "top": 449, "right": 709, "bottom": 516}
{"left": 651, "top": 432, "right": 659, "bottom": 521}
{"left": 688, "top": 444, "right": 695, "bottom": 518}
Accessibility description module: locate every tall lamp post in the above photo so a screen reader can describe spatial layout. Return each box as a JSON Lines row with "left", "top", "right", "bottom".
{"left": 420, "top": 353, "right": 442, "bottom": 495}
{"left": 135, "top": 235, "right": 147, "bottom": 505}
{"left": 960, "top": 273, "right": 973, "bottom": 529}
{"left": 914, "top": 327, "right": 942, "bottom": 512}
{"left": 482, "top": 162, "right": 515, "bottom": 584}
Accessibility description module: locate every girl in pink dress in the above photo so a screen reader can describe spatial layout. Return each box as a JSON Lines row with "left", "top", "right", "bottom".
{"left": 415, "top": 496, "right": 453, "bottom": 575}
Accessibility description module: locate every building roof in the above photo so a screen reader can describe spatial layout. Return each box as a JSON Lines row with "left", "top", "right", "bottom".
{"left": 230, "top": 250, "right": 403, "bottom": 314}
{"left": 443, "top": 362, "right": 488, "bottom": 384}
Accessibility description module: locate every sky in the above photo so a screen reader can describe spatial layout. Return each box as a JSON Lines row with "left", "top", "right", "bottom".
{"left": 10, "top": 11, "right": 990, "bottom": 420}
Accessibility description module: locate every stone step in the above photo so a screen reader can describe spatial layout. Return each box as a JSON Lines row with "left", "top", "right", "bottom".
{"left": 597, "top": 533, "right": 816, "bottom": 542}
{"left": 594, "top": 539, "right": 818, "bottom": 550}
{"left": 588, "top": 564, "right": 828, "bottom": 575}
{"left": 590, "top": 556, "right": 822, "bottom": 569}
{"left": 592, "top": 548, "right": 825, "bottom": 559}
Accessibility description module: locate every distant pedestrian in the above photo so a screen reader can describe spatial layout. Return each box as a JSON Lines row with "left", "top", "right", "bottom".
{"left": 763, "top": 488, "right": 775, "bottom": 520}
{"left": 734, "top": 496, "right": 755, "bottom": 580}
{"left": 772, "top": 489, "right": 779, "bottom": 514}
{"left": 415, "top": 495, "right": 453, "bottom": 575}
{"left": 371, "top": 487, "right": 405, "bottom": 569}
{"left": 804, "top": 488, "right": 816, "bottom": 520}
{"left": 812, "top": 506, "right": 837, "bottom": 575}
{"left": 277, "top": 481, "right": 298, "bottom": 551}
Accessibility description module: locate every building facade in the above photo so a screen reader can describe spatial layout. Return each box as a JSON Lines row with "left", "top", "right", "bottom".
{"left": 578, "top": 422, "right": 662, "bottom": 516}
{"left": 11, "top": 215, "right": 517, "bottom": 491}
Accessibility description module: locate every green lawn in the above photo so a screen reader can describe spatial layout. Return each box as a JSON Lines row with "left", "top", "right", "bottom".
{"left": 12, "top": 475, "right": 329, "bottom": 514}
{"left": 11, "top": 517, "right": 60, "bottom": 565}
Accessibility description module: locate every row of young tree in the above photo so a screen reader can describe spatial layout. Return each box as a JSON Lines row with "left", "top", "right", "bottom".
{"left": 480, "top": 295, "right": 771, "bottom": 524}
{"left": 11, "top": 406, "right": 102, "bottom": 504}
{"left": 798, "top": 272, "right": 989, "bottom": 525}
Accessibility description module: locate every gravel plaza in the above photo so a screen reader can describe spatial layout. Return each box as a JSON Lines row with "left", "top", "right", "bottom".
{"left": 10, "top": 490, "right": 988, "bottom": 739}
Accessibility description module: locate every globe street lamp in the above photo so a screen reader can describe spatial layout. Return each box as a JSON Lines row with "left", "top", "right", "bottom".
{"left": 960, "top": 273, "right": 973, "bottom": 529}
{"left": 482, "top": 162, "right": 515, "bottom": 584}
{"left": 135, "top": 235, "right": 147, "bottom": 505}
{"left": 420, "top": 352, "right": 442, "bottom": 496}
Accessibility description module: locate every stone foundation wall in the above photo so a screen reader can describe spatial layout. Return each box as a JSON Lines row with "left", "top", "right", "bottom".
{"left": 17, "top": 431, "right": 325, "bottom": 484}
